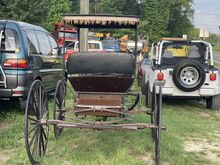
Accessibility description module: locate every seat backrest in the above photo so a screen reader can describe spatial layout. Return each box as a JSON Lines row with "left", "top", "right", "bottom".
{"left": 67, "top": 52, "right": 135, "bottom": 76}
{"left": 163, "top": 51, "right": 173, "bottom": 58}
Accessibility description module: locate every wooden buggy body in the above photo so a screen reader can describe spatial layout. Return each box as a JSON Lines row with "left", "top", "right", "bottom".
{"left": 24, "top": 15, "right": 165, "bottom": 165}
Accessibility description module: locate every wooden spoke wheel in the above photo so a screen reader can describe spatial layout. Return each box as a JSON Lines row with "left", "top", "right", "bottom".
{"left": 53, "top": 80, "right": 66, "bottom": 139}
{"left": 150, "top": 83, "right": 162, "bottom": 165}
{"left": 24, "top": 80, "right": 49, "bottom": 164}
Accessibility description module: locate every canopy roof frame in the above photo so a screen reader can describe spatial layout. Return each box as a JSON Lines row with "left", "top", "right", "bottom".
{"left": 62, "top": 14, "right": 140, "bottom": 29}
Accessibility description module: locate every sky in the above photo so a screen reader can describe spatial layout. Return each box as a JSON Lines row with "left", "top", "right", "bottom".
{"left": 193, "top": 0, "right": 220, "bottom": 34}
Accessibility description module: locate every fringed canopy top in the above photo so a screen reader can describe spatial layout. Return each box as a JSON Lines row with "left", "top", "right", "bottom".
{"left": 62, "top": 14, "right": 140, "bottom": 29}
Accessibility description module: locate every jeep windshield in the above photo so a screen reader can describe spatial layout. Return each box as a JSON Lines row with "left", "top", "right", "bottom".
{"left": 0, "top": 28, "right": 20, "bottom": 53}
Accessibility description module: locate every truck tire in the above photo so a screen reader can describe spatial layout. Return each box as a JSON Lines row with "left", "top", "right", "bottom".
{"left": 206, "top": 94, "right": 220, "bottom": 110}
{"left": 173, "top": 59, "right": 206, "bottom": 92}
{"left": 145, "top": 82, "right": 152, "bottom": 108}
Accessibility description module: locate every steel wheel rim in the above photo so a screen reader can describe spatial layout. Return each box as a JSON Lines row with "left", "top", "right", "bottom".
{"left": 24, "top": 80, "right": 49, "bottom": 164}
{"left": 180, "top": 66, "right": 199, "bottom": 86}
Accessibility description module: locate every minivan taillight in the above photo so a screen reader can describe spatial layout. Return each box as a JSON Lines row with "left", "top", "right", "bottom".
{"left": 3, "top": 59, "right": 28, "bottom": 68}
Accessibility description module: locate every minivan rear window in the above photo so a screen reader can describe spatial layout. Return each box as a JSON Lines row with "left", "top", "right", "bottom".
{"left": 0, "top": 29, "right": 20, "bottom": 53}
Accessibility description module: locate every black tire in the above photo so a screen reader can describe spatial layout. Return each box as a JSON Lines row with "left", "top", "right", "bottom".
{"left": 24, "top": 80, "right": 49, "bottom": 164}
{"left": 145, "top": 82, "right": 152, "bottom": 108}
{"left": 173, "top": 59, "right": 206, "bottom": 92}
{"left": 53, "top": 80, "right": 66, "bottom": 139}
{"left": 206, "top": 94, "right": 220, "bottom": 110}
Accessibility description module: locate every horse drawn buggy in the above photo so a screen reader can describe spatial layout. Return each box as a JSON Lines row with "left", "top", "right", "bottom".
{"left": 23, "top": 15, "right": 165, "bottom": 165}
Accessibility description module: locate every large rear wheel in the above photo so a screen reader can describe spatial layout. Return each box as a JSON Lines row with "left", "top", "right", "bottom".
{"left": 24, "top": 80, "right": 49, "bottom": 164}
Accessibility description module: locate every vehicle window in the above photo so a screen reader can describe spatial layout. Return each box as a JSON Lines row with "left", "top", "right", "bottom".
{"left": 25, "top": 30, "right": 39, "bottom": 54}
{"left": 1, "top": 29, "right": 20, "bottom": 53}
{"left": 48, "top": 35, "right": 59, "bottom": 56}
{"left": 36, "top": 31, "right": 51, "bottom": 55}
{"left": 48, "top": 35, "right": 58, "bottom": 49}
{"left": 58, "top": 32, "right": 77, "bottom": 38}
{"left": 89, "top": 43, "right": 100, "bottom": 49}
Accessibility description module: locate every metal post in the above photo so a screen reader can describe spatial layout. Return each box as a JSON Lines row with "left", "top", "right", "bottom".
{"left": 80, "top": 0, "right": 89, "bottom": 52}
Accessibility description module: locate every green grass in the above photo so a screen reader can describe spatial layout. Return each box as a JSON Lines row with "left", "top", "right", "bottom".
{"left": 0, "top": 83, "right": 220, "bottom": 165}
{"left": 213, "top": 45, "right": 220, "bottom": 52}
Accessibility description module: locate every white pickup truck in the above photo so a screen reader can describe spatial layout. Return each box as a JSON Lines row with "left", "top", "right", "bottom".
{"left": 142, "top": 38, "right": 220, "bottom": 110}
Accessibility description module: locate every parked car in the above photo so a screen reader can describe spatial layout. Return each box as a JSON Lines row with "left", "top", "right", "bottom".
{"left": 137, "top": 55, "right": 151, "bottom": 88}
{"left": 142, "top": 38, "right": 220, "bottom": 110}
{"left": 0, "top": 20, "right": 65, "bottom": 108}
{"left": 102, "top": 39, "right": 120, "bottom": 52}
{"left": 64, "top": 40, "right": 104, "bottom": 60}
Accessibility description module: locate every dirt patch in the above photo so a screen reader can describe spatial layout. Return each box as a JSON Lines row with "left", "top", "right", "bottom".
{"left": 199, "top": 112, "right": 211, "bottom": 117}
{"left": 0, "top": 121, "right": 12, "bottom": 133}
{"left": 185, "top": 137, "right": 220, "bottom": 164}
{"left": 0, "top": 150, "right": 12, "bottom": 164}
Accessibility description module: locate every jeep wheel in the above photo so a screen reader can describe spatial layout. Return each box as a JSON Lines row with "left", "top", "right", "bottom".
{"left": 145, "top": 82, "right": 152, "bottom": 108}
{"left": 206, "top": 94, "right": 220, "bottom": 110}
{"left": 173, "top": 59, "right": 206, "bottom": 92}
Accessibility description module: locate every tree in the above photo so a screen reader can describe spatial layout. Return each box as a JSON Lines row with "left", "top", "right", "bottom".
{"left": 141, "top": 0, "right": 170, "bottom": 42}
{"left": 140, "top": 0, "right": 194, "bottom": 42}
{"left": 43, "top": 0, "right": 71, "bottom": 31}
{"left": 166, "top": 0, "right": 194, "bottom": 37}
{"left": 0, "top": 0, "right": 50, "bottom": 26}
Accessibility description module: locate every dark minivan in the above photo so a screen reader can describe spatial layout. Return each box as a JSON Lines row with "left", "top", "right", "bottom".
{"left": 0, "top": 20, "right": 65, "bottom": 108}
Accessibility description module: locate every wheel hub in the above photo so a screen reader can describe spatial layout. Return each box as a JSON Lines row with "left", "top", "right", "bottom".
{"left": 180, "top": 66, "right": 199, "bottom": 86}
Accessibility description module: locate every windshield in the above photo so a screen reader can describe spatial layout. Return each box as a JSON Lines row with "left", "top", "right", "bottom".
{"left": 163, "top": 43, "right": 206, "bottom": 58}
{"left": 58, "top": 31, "right": 77, "bottom": 38}
{"left": 0, "top": 28, "right": 20, "bottom": 53}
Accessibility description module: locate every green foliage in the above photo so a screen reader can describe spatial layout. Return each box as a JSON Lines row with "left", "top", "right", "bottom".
{"left": 0, "top": 0, "right": 195, "bottom": 41}
{"left": 141, "top": 0, "right": 194, "bottom": 42}
{"left": 43, "top": 0, "right": 71, "bottom": 31}
{"left": 141, "top": 0, "right": 169, "bottom": 42}
{"left": 0, "top": 0, "right": 50, "bottom": 26}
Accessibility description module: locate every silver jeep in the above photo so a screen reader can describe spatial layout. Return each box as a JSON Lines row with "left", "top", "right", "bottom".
{"left": 142, "top": 38, "right": 220, "bottom": 110}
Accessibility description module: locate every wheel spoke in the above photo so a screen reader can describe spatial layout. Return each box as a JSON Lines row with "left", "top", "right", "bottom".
{"left": 29, "top": 128, "right": 38, "bottom": 147}
{"left": 28, "top": 123, "right": 39, "bottom": 135}
{"left": 28, "top": 116, "right": 38, "bottom": 123}
{"left": 41, "top": 126, "right": 48, "bottom": 141}
{"left": 32, "top": 127, "right": 39, "bottom": 161}
{"left": 40, "top": 131, "right": 45, "bottom": 152}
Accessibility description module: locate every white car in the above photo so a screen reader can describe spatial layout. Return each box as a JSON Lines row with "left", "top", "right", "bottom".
{"left": 142, "top": 38, "right": 220, "bottom": 110}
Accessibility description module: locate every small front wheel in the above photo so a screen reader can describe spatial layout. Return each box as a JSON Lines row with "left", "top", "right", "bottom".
{"left": 53, "top": 80, "right": 66, "bottom": 139}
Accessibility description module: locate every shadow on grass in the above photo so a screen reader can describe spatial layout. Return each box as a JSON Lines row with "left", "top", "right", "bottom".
{"left": 0, "top": 100, "right": 23, "bottom": 121}
{"left": 163, "top": 97, "right": 206, "bottom": 109}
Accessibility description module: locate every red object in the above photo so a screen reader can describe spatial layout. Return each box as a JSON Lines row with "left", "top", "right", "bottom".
{"left": 157, "top": 72, "right": 164, "bottom": 81}
{"left": 210, "top": 73, "right": 216, "bottom": 81}
{"left": 13, "top": 91, "right": 23, "bottom": 95}
{"left": 3, "top": 59, "right": 28, "bottom": 68}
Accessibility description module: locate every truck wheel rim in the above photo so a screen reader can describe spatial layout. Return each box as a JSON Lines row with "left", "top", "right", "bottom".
{"left": 180, "top": 66, "right": 199, "bottom": 86}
